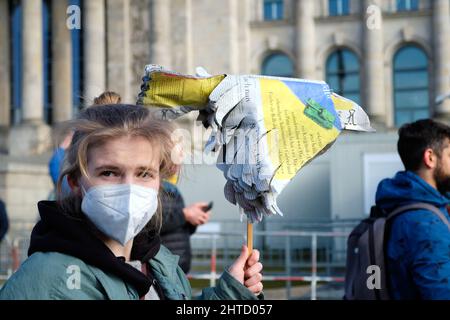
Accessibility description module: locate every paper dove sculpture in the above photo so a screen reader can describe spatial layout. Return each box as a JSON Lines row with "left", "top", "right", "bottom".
{"left": 137, "top": 65, "right": 374, "bottom": 227}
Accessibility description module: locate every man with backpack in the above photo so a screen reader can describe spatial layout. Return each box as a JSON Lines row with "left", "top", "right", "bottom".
{"left": 345, "top": 119, "right": 450, "bottom": 300}
{"left": 378, "top": 119, "right": 450, "bottom": 299}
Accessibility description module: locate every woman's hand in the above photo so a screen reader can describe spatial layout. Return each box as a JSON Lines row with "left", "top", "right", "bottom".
{"left": 228, "top": 245, "right": 263, "bottom": 295}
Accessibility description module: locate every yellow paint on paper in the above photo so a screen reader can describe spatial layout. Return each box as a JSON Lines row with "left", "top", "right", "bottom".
{"left": 331, "top": 94, "right": 354, "bottom": 111}
{"left": 165, "top": 174, "right": 179, "bottom": 185}
{"left": 260, "top": 79, "right": 340, "bottom": 181}
{"left": 142, "top": 72, "right": 225, "bottom": 109}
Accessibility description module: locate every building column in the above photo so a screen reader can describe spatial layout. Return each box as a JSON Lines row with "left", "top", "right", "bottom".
{"left": 83, "top": 0, "right": 106, "bottom": 104}
{"left": 150, "top": 0, "right": 172, "bottom": 68}
{"left": 228, "top": 0, "right": 239, "bottom": 74}
{"left": 363, "top": 0, "right": 386, "bottom": 128}
{"left": 52, "top": 0, "right": 73, "bottom": 122}
{"left": 296, "top": 0, "right": 316, "bottom": 79}
{"left": 0, "top": 0, "right": 10, "bottom": 153}
{"left": 171, "top": 0, "right": 192, "bottom": 74}
{"left": 9, "top": 0, "right": 51, "bottom": 156}
{"left": 255, "top": 0, "right": 263, "bottom": 22}
{"left": 433, "top": 0, "right": 450, "bottom": 120}
{"left": 22, "top": 0, "right": 44, "bottom": 124}
{"left": 238, "top": 0, "right": 251, "bottom": 74}
{"left": 0, "top": 0, "right": 11, "bottom": 127}
{"left": 106, "top": 0, "right": 132, "bottom": 103}
{"left": 185, "top": 0, "right": 193, "bottom": 73}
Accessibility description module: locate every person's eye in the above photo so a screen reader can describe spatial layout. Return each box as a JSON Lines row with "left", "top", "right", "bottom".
{"left": 100, "top": 171, "right": 117, "bottom": 177}
{"left": 140, "top": 171, "right": 154, "bottom": 179}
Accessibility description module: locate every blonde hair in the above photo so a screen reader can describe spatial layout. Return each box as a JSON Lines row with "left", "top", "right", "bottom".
{"left": 56, "top": 104, "right": 177, "bottom": 233}
{"left": 93, "top": 91, "right": 122, "bottom": 105}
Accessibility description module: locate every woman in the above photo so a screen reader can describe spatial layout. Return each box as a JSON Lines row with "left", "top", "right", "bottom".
{"left": 0, "top": 104, "right": 263, "bottom": 300}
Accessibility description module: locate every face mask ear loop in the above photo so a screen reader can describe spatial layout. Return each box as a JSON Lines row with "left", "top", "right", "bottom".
{"left": 81, "top": 185, "right": 88, "bottom": 197}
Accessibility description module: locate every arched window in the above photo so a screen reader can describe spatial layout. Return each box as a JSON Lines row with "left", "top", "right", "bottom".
{"left": 326, "top": 49, "right": 361, "bottom": 105}
{"left": 261, "top": 53, "right": 294, "bottom": 78}
{"left": 393, "top": 45, "right": 429, "bottom": 127}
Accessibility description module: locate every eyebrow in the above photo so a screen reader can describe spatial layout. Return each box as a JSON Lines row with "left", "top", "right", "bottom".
{"left": 94, "top": 165, "right": 120, "bottom": 172}
{"left": 138, "top": 167, "right": 159, "bottom": 175}
{"left": 94, "top": 165, "right": 159, "bottom": 174}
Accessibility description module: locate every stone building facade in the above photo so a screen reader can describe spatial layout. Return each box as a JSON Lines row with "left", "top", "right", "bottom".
{"left": 0, "top": 0, "right": 449, "bottom": 224}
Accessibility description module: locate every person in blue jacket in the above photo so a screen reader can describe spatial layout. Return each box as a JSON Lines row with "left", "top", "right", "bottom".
{"left": 376, "top": 119, "right": 450, "bottom": 300}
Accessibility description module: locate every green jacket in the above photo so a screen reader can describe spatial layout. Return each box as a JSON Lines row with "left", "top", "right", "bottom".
{"left": 0, "top": 245, "right": 259, "bottom": 300}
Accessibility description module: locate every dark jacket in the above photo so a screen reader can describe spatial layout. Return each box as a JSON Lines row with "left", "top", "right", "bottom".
{"left": 0, "top": 201, "right": 259, "bottom": 300}
{"left": 0, "top": 199, "right": 9, "bottom": 242}
{"left": 160, "top": 181, "right": 196, "bottom": 273}
{"left": 376, "top": 171, "right": 450, "bottom": 300}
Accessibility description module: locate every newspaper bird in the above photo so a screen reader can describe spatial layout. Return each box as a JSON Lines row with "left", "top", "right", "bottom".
{"left": 137, "top": 65, "right": 374, "bottom": 250}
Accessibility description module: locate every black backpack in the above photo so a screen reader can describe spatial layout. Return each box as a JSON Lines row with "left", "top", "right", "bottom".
{"left": 344, "top": 202, "right": 450, "bottom": 300}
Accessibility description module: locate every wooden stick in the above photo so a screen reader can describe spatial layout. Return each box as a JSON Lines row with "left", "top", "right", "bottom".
{"left": 247, "top": 221, "right": 253, "bottom": 254}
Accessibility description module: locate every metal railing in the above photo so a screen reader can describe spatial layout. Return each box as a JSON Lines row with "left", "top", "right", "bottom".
{"left": 1, "top": 227, "right": 353, "bottom": 300}
{"left": 0, "top": 235, "right": 30, "bottom": 281}
{"left": 189, "top": 230, "right": 350, "bottom": 300}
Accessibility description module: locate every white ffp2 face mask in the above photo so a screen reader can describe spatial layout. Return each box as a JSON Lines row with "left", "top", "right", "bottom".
{"left": 81, "top": 184, "right": 158, "bottom": 246}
